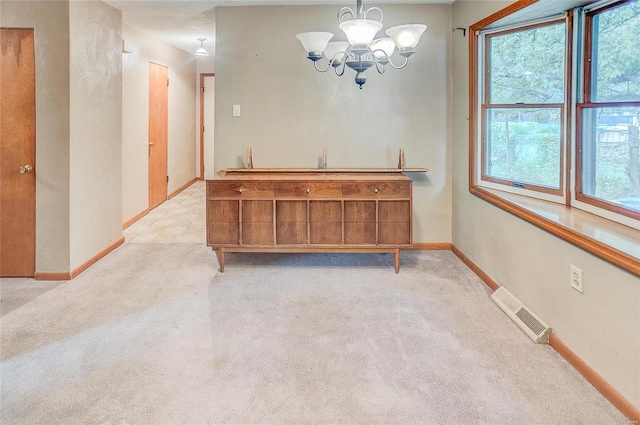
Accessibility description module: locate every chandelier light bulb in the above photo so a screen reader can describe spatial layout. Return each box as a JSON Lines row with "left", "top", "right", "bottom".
{"left": 385, "top": 24, "right": 427, "bottom": 49}
{"left": 339, "top": 19, "right": 383, "bottom": 48}
{"left": 370, "top": 37, "right": 395, "bottom": 60}
{"left": 324, "top": 41, "right": 351, "bottom": 64}
{"left": 296, "top": 33, "right": 333, "bottom": 53}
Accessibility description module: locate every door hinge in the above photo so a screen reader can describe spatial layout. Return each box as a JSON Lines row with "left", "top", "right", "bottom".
{"left": 167, "top": 78, "right": 170, "bottom": 86}
{"left": 202, "top": 125, "right": 205, "bottom": 132}
{"left": 167, "top": 176, "right": 169, "bottom": 182}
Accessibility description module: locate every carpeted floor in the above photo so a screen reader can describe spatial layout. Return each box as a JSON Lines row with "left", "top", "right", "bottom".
{"left": 0, "top": 245, "right": 628, "bottom": 424}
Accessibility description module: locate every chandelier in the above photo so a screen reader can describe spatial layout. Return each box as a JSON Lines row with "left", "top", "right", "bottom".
{"left": 296, "top": 0, "right": 427, "bottom": 89}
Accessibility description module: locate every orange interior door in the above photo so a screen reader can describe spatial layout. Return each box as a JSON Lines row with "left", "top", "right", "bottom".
{"left": 1, "top": 29, "right": 36, "bottom": 277}
{"left": 148, "top": 62, "right": 168, "bottom": 209}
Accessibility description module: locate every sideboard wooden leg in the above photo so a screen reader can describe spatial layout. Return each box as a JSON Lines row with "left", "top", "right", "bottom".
{"left": 394, "top": 249, "right": 400, "bottom": 274}
{"left": 216, "top": 248, "right": 225, "bottom": 273}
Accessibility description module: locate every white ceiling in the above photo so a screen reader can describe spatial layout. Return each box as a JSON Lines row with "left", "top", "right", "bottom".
{"left": 104, "top": 0, "right": 455, "bottom": 56}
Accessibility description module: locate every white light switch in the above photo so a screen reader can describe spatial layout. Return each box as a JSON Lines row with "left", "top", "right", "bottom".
{"left": 232, "top": 104, "right": 241, "bottom": 117}
{"left": 122, "top": 39, "right": 134, "bottom": 53}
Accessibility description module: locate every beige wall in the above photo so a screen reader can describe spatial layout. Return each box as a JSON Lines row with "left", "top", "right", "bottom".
{"left": 1, "top": 0, "right": 125, "bottom": 273}
{"left": 215, "top": 4, "right": 452, "bottom": 243}
{"left": 69, "top": 0, "right": 122, "bottom": 270}
{"left": 451, "top": 0, "right": 640, "bottom": 409}
{"left": 122, "top": 23, "right": 197, "bottom": 223}
{"left": 1, "top": 1, "right": 71, "bottom": 272}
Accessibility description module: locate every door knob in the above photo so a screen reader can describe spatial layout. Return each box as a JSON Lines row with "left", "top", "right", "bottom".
{"left": 149, "top": 142, "right": 156, "bottom": 147}
{"left": 19, "top": 165, "right": 33, "bottom": 174}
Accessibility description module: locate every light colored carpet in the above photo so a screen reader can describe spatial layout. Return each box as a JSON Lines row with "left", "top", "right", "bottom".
{"left": 0, "top": 245, "right": 628, "bottom": 424}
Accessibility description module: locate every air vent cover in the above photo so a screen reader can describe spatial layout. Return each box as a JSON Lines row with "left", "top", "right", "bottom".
{"left": 491, "top": 287, "right": 551, "bottom": 343}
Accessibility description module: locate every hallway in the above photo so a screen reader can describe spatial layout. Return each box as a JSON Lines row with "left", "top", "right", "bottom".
{"left": 124, "top": 181, "right": 206, "bottom": 243}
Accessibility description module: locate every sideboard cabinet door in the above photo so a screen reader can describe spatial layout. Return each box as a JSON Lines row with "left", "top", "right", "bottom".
{"left": 344, "top": 201, "right": 376, "bottom": 244}
{"left": 242, "top": 200, "right": 274, "bottom": 245}
{"left": 309, "top": 201, "right": 342, "bottom": 244}
{"left": 378, "top": 200, "right": 411, "bottom": 245}
{"left": 276, "top": 200, "right": 307, "bottom": 244}
{"left": 207, "top": 200, "right": 239, "bottom": 245}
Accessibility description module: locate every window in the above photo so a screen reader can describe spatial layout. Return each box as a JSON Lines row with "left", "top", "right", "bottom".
{"left": 481, "top": 21, "right": 567, "bottom": 196}
{"left": 473, "top": 0, "right": 640, "bottom": 225}
{"left": 469, "top": 0, "right": 639, "bottom": 275}
{"left": 577, "top": 0, "right": 640, "bottom": 219}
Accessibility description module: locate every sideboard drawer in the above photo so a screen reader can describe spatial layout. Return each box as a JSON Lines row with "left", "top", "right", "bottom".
{"left": 208, "top": 181, "right": 274, "bottom": 198}
{"left": 274, "top": 182, "right": 342, "bottom": 198}
{"left": 342, "top": 181, "right": 410, "bottom": 198}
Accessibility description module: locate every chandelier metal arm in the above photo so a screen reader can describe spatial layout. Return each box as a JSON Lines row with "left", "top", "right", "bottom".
{"left": 374, "top": 60, "right": 385, "bottom": 75}
{"left": 363, "top": 7, "right": 383, "bottom": 23}
{"left": 334, "top": 61, "right": 347, "bottom": 76}
{"left": 338, "top": 0, "right": 383, "bottom": 23}
{"left": 387, "top": 55, "right": 409, "bottom": 70}
{"left": 371, "top": 49, "right": 410, "bottom": 70}
{"left": 313, "top": 51, "right": 353, "bottom": 72}
{"left": 337, "top": 6, "right": 354, "bottom": 23}
{"left": 313, "top": 61, "right": 332, "bottom": 73}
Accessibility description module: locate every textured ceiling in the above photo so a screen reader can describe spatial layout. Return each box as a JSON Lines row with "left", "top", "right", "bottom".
{"left": 104, "top": 0, "right": 455, "bottom": 55}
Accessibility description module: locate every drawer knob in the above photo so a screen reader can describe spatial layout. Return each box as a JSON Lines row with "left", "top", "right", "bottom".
{"left": 306, "top": 188, "right": 311, "bottom": 193}
{"left": 237, "top": 187, "right": 245, "bottom": 193}
{"left": 374, "top": 187, "right": 379, "bottom": 193}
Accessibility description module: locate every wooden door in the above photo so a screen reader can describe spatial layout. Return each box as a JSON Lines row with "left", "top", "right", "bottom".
{"left": 148, "top": 62, "right": 168, "bottom": 209}
{"left": 200, "top": 73, "right": 215, "bottom": 180}
{"left": 0, "top": 29, "right": 36, "bottom": 277}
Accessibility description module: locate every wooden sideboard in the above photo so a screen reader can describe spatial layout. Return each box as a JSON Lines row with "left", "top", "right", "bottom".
{"left": 206, "top": 171, "right": 413, "bottom": 273}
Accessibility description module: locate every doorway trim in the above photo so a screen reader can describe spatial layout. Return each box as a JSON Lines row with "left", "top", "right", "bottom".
{"left": 199, "top": 72, "right": 215, "bottom": 180}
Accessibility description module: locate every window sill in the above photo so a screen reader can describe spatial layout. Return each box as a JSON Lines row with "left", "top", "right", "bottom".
{"left": 470, "top": 186, "right": 640, "bottom": 276}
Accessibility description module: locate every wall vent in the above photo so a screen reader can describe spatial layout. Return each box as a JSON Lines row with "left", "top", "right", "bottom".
{"left": 491, "top": 287, "right": 551, "bottom": 344}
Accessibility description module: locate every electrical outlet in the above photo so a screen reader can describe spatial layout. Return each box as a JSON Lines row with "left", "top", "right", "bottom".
{"left": 570, "top": 265, "right": 583, "bottom": 293}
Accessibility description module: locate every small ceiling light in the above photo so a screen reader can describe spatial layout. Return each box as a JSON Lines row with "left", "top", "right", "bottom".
{"left": 195, "top": 38, "right": 208, "bottom": 56}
